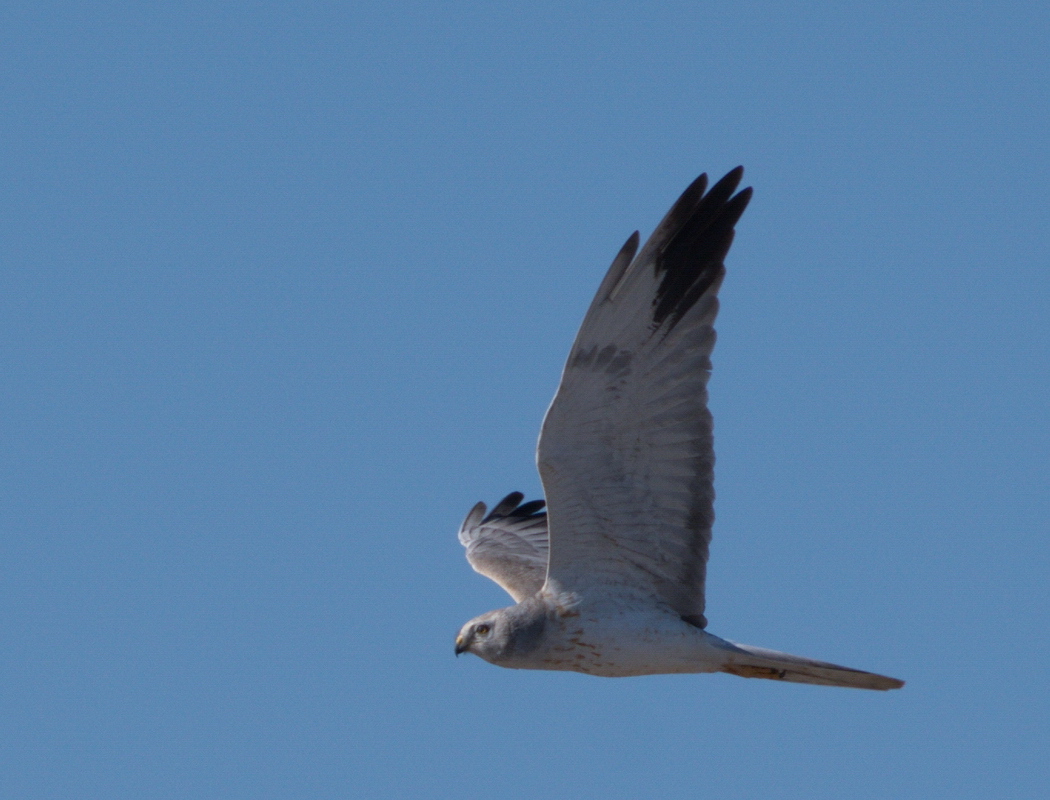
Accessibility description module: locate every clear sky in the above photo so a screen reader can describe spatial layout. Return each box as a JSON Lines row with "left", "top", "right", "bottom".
{"left": 2, "top": 1, "right": 1048, "bottom": 798}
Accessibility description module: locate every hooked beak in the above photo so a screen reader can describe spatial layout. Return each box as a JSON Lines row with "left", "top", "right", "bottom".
{"left": 454, "top": 634, "right": 469, "bottom": 656}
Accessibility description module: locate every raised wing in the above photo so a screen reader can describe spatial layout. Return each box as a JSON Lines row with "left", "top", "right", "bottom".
{"left": 458, "top": 492, "right": 548, "bottom": 602}
{"left": 537, "top": 168, "right": 752, "bottom": 627}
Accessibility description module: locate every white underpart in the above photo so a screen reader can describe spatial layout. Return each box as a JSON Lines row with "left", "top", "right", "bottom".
{"left": 518, "top": 597, "right": 727, "bottom": 678}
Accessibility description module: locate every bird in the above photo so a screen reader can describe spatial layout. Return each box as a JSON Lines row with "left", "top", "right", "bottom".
{"left": 454, "top": 167, "right": 904, "bottom": 691}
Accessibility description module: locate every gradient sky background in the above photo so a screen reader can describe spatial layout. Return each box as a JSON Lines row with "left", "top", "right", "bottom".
{"left": 2, "top": 2, "right": 1048, "bottom": 798}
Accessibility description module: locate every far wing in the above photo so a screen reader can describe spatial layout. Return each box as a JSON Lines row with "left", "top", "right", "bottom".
{"left": 458, "top": 492, "right": 548, "bottom": 602}
{"left": 538, "top": 168, "right": 752, "bottom": 627}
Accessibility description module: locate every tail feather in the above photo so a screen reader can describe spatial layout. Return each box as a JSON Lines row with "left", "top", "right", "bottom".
{"left": 719, "top": 642, "right": 904, "bottom": 691}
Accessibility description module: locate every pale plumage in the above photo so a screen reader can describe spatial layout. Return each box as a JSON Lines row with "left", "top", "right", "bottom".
{"left": 455, "top": 168, "right": 904, "bottom": 691}
{"left": 458, "top": 492, "right": 547, "bottom": 602}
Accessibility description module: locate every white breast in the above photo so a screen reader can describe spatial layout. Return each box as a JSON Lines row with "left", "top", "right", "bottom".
{"left": 533, "top": 600, "right": 726, "bottom": 677}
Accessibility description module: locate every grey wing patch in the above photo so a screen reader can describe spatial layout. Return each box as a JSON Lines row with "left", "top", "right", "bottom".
{"left": 458, "top": 492, "right": 548, "bottom": 602}
{"left": 537, "top": 168, "right": 752, "bottom": 626}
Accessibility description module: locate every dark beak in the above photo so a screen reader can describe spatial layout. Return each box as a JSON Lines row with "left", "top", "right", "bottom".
{"left": 454, "top": 635, "right": 468, "bottom": 656}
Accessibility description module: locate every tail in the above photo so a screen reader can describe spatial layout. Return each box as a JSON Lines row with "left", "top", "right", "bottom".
{"left": 716, "top": 641, "right": 904, "bottom": 691}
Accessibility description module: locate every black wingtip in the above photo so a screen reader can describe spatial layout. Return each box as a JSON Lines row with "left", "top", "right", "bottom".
{"left": 683, "top": 172, "right": 709, "bottom": 199}
{"left": 481, "top": 492, "right": 546, "bottom": 523}
{"left": 596, "top": 230, "right": 641, "bottom": 303}
{"left": 651, "top": 167, "right": 751, "bottom": 331}
{"left": 723, "top": 165, "right": 745, "bottom": 185}
{"left": 483, "top": 492, "right": 524, "bottom": 522}
{"left": 512, "top": 499, "right": 546, "bottom": 517}
{"left": 722, "top": 185, "right": 753, "bottom": 225}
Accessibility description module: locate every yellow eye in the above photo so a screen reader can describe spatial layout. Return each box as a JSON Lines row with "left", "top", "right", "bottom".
{"left": 475, "top": 624, "right": 490, "bottom": 636}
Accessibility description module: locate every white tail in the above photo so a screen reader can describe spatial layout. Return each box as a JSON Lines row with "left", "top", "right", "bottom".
{"left": 718, "top": 641, "right": 904, "bottom": 691}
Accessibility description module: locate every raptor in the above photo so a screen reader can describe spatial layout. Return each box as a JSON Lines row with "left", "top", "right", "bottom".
{"left": 454, "top": 168, "right": 903, "bottom": 690}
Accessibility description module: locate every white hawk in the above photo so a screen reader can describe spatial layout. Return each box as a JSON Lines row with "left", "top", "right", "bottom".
{"left": 454, "top": 168, "right": 904, "bottom": 690}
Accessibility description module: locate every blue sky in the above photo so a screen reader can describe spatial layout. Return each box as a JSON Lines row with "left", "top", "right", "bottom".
{"left": 2, "top": 1, "right": 1048, "bottom": 797}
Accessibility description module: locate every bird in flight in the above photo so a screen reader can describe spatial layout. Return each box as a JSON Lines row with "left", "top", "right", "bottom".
{"left": 454, "top": 167, "right": 903, "bottom": 690}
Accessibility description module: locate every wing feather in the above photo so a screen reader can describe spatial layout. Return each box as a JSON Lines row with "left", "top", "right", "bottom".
{"left": 458, "top": 492, "right": 548, "bottom": 602}
{"left": 538, "top": 168, "right": 752, "bottom": 626}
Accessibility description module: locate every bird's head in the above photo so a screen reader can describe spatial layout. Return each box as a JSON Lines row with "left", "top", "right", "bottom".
{"left": 455, "top": 600, "right": 548, "bottom": 665}
{"left": 454, "top": 610, "right": 509, "bottom": 662}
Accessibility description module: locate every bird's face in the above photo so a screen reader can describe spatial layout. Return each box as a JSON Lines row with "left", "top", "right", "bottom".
{"left": 454, "top": 612, "right": 507, "bottom": 661}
